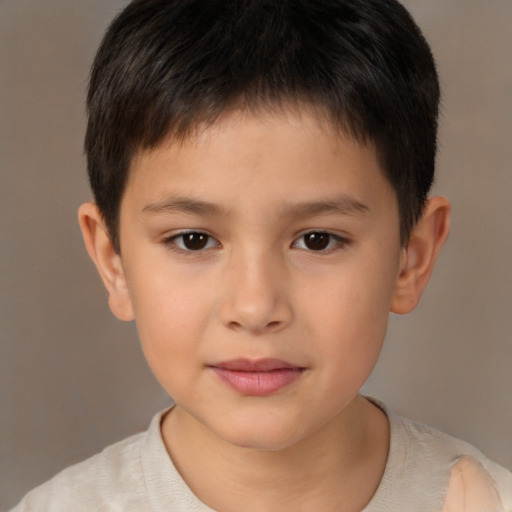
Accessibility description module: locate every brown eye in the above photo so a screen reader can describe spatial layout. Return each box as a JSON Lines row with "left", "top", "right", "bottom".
{"left": 303, "top": 232, "right": 331, "bottom": 251}
{"left": 182, "top": 233, "right": 209, "bottom": 250}
{"left": 293, "top": 231, "right": 349, "bottom": 252}
{"left": 170, "top": 232, "right": 218, "bottom": 251}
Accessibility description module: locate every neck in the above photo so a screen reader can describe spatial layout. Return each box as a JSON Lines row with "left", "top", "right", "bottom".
{"left": 161, "top": 396, "right": 389, "bottom": 512}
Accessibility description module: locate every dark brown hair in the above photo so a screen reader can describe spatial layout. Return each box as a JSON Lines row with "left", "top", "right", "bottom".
{"left": 86, "top": 0, "right": 440, "bottom": 252}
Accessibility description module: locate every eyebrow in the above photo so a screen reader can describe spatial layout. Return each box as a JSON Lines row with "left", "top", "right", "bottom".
{"left": 141, "top": 195, "right": 369, "bottom": 218}
{"left": 142, "top": 197, "right": 225, "bottom": 216}
{"left": 282, "top": 196, "right": 369, "bottom": 217}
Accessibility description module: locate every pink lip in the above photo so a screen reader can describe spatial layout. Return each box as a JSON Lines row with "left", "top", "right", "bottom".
{"left": 210, "top": 359, "right": 305, "bottom": 396}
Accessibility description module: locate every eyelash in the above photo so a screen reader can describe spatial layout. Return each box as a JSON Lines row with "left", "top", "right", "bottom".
{"left": 163, "top": 231, "right": 220, "bottom": 253}
{"left": 162, "top": 230, "right": 350, "bottom": 254}
{"left": 292, "top": 231, "right": 350, "bottom": 253}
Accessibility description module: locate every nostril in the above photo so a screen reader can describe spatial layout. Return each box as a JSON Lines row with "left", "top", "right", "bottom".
{"left": 227, "top": 321, "right": 243, "bottom": 331}
{"left": 219, "top": 289, "right": 293, "bottom": 333}
{"left": 226, "top": 319, "right": 282, "bottom": 333}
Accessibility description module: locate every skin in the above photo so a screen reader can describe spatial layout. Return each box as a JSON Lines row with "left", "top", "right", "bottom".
{"left": 442, "top": 457, "right": 503, "bottom": 512}
{"left": 79, "top": 108, "right": 450, "bottom": 511}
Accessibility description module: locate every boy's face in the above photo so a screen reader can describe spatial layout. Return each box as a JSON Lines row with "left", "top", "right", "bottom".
{"left": 101, "top": 109, "right": 407, "bottom": 449}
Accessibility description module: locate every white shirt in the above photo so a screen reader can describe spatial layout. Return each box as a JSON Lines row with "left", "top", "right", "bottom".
{"left": 10, "top": 400, "right": 512, "bottom": 511}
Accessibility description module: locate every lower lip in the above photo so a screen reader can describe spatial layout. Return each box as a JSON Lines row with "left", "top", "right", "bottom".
{"left": 212, "top": 368, "right": 304, "bottom": 396}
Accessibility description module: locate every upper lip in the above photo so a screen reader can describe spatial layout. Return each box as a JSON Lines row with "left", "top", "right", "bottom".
{"left": 211, "top": 358, "right": 303, "bottom": 372}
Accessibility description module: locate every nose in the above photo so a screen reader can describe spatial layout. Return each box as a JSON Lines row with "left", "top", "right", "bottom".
{"left": 218, "top": 249, "right": 293, "bottom": 335}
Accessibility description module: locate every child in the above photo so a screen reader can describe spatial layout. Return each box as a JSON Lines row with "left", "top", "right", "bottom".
{"left": 10, "top": 0, "right": 511, "bottom": 510}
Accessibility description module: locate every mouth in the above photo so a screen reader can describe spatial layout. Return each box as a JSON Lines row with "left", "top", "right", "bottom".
{"left": 209, "top": 358, "right": 306, "bottom": 396}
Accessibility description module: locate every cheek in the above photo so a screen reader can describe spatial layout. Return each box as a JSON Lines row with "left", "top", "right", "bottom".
{"left": 309, "top": 292, "right": 389, "bottom": 399}
{"left": 300, "top": 255, "right": 396, "bottom": 365}
{"left": 127, "top": 271, "right": 214, "bottom": 377}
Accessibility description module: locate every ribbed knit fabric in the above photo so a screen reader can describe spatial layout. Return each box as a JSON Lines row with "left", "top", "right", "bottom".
{"left": 10, "top": 400, "right": 512, "bottom": 512}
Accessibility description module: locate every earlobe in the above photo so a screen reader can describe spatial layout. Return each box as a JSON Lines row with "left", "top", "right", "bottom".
{"left": 391, "top": 196, "right": 450, "bottom": 314}
{"left": 78, "top": 202, "right": 135, "bottom": 321}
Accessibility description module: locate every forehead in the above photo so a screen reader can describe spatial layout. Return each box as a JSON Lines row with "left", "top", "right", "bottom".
{"left": 132, "top": 102, "right": 370, "bottom": 170}
{"left": 123, "top": 108, "right": 396, "bottom": 220}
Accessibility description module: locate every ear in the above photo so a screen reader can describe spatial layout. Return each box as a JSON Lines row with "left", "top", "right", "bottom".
{"left": 391, "top": 196, "right": 450, "bottom": 314}
{"left": 78, "top": 202, "right": 135, "bottom": 321}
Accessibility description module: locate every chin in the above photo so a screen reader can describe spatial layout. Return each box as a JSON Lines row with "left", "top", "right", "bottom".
{"left": 212, "top": 413, "right": 308, "bottom": 452}
{"left": 222, "top": 430, "right": 300, "bottom": 452}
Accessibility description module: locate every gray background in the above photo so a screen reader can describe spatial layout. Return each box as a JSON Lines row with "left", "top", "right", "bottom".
{"left": 1, "top": 0, "right": 511, "bottom": 509}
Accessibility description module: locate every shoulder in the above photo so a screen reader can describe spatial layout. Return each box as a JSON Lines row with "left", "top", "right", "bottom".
{"left": 388, "top": 403, "right": 512, "bottom": 510}
{"left": 364, "top": 398, "right": 512, "bottom": 512}
{"left": 442, "top": 455, "right": 511, "bottom": 512}
{"left": 10, "top": 406, "right": 215, "bottom": 512}
{"left": 399, "top": 413, "right": 511, "bottom": 503}
{"left": 10, "top": 431, "right": 149, "bottom": 512}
